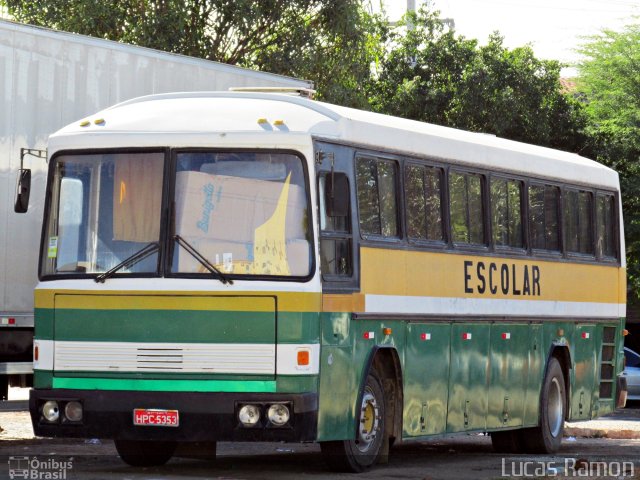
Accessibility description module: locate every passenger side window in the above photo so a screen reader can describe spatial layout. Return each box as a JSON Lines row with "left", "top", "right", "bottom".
{"left": 564, "top": 189, "right": 594, "bottom": 255}
{"left": 449, "top": 171, "right": 485, "bottom": 245}
{"left": 491, "top": 177, "right": 523, "bottom": 248}
{"left": 405, "top": 164, "right": 444, "bottom": 242}
{"left": 356, "top": 157, "right": 399, "bottom": 238}
{"left": 596, "top": 193, "right": 617, "bottom": 260}
{"left": 529, "top": 184, "right": 560, "bottom": 251}
{"left": 319, "top": 174, "right": 352, "bottom": 276}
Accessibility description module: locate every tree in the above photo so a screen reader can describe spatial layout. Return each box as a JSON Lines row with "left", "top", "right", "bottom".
{"left": 576, "top": 23, "right": 640, "bottom": 304}
{"left": 368, "top": 7, "right": 587, "bottom": 151}
{"left": 2, "top": 0, "right": 384, "bottom": 107}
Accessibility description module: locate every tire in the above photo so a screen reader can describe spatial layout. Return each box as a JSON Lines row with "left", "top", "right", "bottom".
{"left": 321, "top": 370, "right": 386, "bottom": 472}
{"left": 491, "top": 430, "right": 522, "bottom": 453}
{"left": 519, "top": 357, "right": 566, "bottom": 453}
{"left": 114, "top": 439, "right": 176, "bottom": 467}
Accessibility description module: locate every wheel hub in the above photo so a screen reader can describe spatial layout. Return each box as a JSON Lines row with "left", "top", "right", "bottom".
{"left": 547, "top": 377, "right": 563, "bottom": 437}
{"left": 357, "top": 388, "right": 380, "bottom": 452}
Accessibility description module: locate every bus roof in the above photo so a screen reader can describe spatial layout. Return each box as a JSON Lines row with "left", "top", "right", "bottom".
{"left": 54, "top": 91, "right": 619, "bottom": 190}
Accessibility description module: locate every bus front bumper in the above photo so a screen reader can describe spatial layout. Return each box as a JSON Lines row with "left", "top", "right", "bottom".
{"left": 30, "top": 389, "right": 318, "bottom": 442}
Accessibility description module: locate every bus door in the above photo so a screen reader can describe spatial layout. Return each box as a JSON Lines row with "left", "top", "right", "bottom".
{"left": 314, "top": 141, "right": 361, "bottom": 441}
{"left": 313, "top": 141, "right": 359, "bottom": 295}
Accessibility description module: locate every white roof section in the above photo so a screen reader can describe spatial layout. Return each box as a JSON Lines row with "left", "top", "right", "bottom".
{"left": 52, "top": 91, "right": 619, "bottom": 190}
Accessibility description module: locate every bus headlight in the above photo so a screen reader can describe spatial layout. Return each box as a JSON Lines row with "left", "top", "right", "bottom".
{"left": 238, "top": 404, "right": 261, "bottom": 426}
{"left": 267, "top": 404, "right": 290, "bottom": 426}
{"left": 42, "top": 401, "right": 60, "bottom": 422}
{"left": 64, "top": 401, "right": 83, "bottom": 422}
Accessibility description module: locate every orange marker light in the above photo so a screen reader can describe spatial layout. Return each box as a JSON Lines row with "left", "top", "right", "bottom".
{"left": 34, "top": 345, "right": 39, "bottom": 362}
{"left": 624, "top": 329, "right": 630, "bottom": 336}
{"left": 297, "top": 350, "right": 309, "bottom": 366}
{"left": 383, "top": 327, "right": 392, "bottom": 336}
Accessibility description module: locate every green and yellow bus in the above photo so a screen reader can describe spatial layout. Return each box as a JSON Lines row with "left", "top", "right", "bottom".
{"left": 29, "top": 90, "right": 626, "bottom": 472}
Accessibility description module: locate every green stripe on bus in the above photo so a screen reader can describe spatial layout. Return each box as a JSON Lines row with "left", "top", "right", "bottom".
{"left": 36, "top": 308, "right": 319, "bottom": 343}
{"left": 52, "top": 377, "right": 276, "bottom": 392}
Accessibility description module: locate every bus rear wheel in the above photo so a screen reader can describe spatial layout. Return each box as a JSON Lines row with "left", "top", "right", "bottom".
{"left": 114, "top": 439, "right": 176, "bottom": 467}
{"left": 320, "top": 370, "right": 386, "bottom": 472}
{"left": 520, "top": 357, "right": 566, "bottom": 453}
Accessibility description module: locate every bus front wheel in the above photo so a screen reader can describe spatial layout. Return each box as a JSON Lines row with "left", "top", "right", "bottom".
{"left": 520, "top": 357, "right": 566, "bottom": 453}
{"left": 320, "top": 370, "right": 386, "bottom": 472}
{"left": 114, "top": 439, "right": 176, "bottom": 467}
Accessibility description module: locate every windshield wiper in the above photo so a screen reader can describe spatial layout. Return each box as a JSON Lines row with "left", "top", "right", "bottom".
{"left": 94, "top": 242, "right": 160, "bottom": 283}
{"left": 174, "top": 235, "right": 234, "bottom": 285}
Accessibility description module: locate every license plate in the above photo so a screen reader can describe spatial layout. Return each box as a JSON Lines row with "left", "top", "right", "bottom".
{"left": 133, "top": 408, "right": 179, "bottom": 427}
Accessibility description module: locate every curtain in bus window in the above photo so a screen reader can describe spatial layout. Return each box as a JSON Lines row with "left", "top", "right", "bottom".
{"left": 172, "top": 152, "right": 310, "bottom": 277}
{"left": 113, "top": 154, "right": 164, "bottom": 242}
{"left": 491, "top": 178, "right": 522, "bottom": 247}
{"left": 450, "top": 171, "right": 484, "bottom": 244}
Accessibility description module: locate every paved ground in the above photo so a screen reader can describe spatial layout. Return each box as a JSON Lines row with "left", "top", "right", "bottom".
{"left": 1, "top": 408, "right": 640, "bottom": 479}
{"left": 566, "top": 402, "right": 640, "bottom": 439}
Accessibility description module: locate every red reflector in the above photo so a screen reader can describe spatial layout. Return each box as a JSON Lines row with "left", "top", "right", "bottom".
{"left": 34, "top": 345, "right": 39, "bottom": 362}
{"left": 420, "top": 333, "right": 431, "bottom": 341}
{"left": 581, "top": 332, "right": 590, "bottom": 339}
{"left": 501, "top": 332, "right": 511, "bottom": 340}
{"left": 8, "top": 318, "right": 15, "bottom": 325}
{"left": 363, "top": 332, "right": 375, "bottom": 340}
{"left": 462, "top": 333, "right": 472, "bottom": 340}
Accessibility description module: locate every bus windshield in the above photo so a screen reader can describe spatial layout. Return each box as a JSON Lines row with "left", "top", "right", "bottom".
{"left": 171, "top": 151, "right": 311, "bottom": 278}
{"left": 41, "top": 152, "right": 165, "bottom": 277}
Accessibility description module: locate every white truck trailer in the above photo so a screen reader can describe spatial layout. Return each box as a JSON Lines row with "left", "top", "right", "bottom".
{"left": 0, "top": 19, "right": 312, "bottom": 398}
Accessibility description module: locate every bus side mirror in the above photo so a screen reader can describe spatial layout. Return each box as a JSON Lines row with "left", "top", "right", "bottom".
{"left": 14, "top": 169, "right": 31, "bottom": 213}
{"left": 325, "top": 172, "right": 349, "bottom": 217}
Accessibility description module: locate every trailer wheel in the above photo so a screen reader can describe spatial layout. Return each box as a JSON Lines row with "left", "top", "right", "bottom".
{"left": 114, "top": 439, "right": 176, "bottom": 467}
{"left": 321, "top": 370, "right": 386, "bottom": 472}
{"left": 520, "top": 357, "right": 566, "bottom": 453}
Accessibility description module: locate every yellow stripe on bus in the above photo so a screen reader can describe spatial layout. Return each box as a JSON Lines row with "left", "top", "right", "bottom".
{"left": 360, "top": 247, "right": 624, "bottom": 304}
{"left": 36, "top": 290, "right": 321, "bottom": 312}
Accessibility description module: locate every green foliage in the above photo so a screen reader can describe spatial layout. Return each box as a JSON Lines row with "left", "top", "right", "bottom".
{"left": 577, "top": 24, "right": 640, "bottom": 130}
{"left": 2, "top": 0, "right": 383, "bottom": 107}
{"left": 576, "top": 23, "right": 640, "bottom": 303}
{"left": 367, "top": 8, "right": 587, "bottom": 151}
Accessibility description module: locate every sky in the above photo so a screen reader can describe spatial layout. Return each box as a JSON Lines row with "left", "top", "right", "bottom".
{"left": 381, "top": 0, "right": 639, "bottom": 75}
